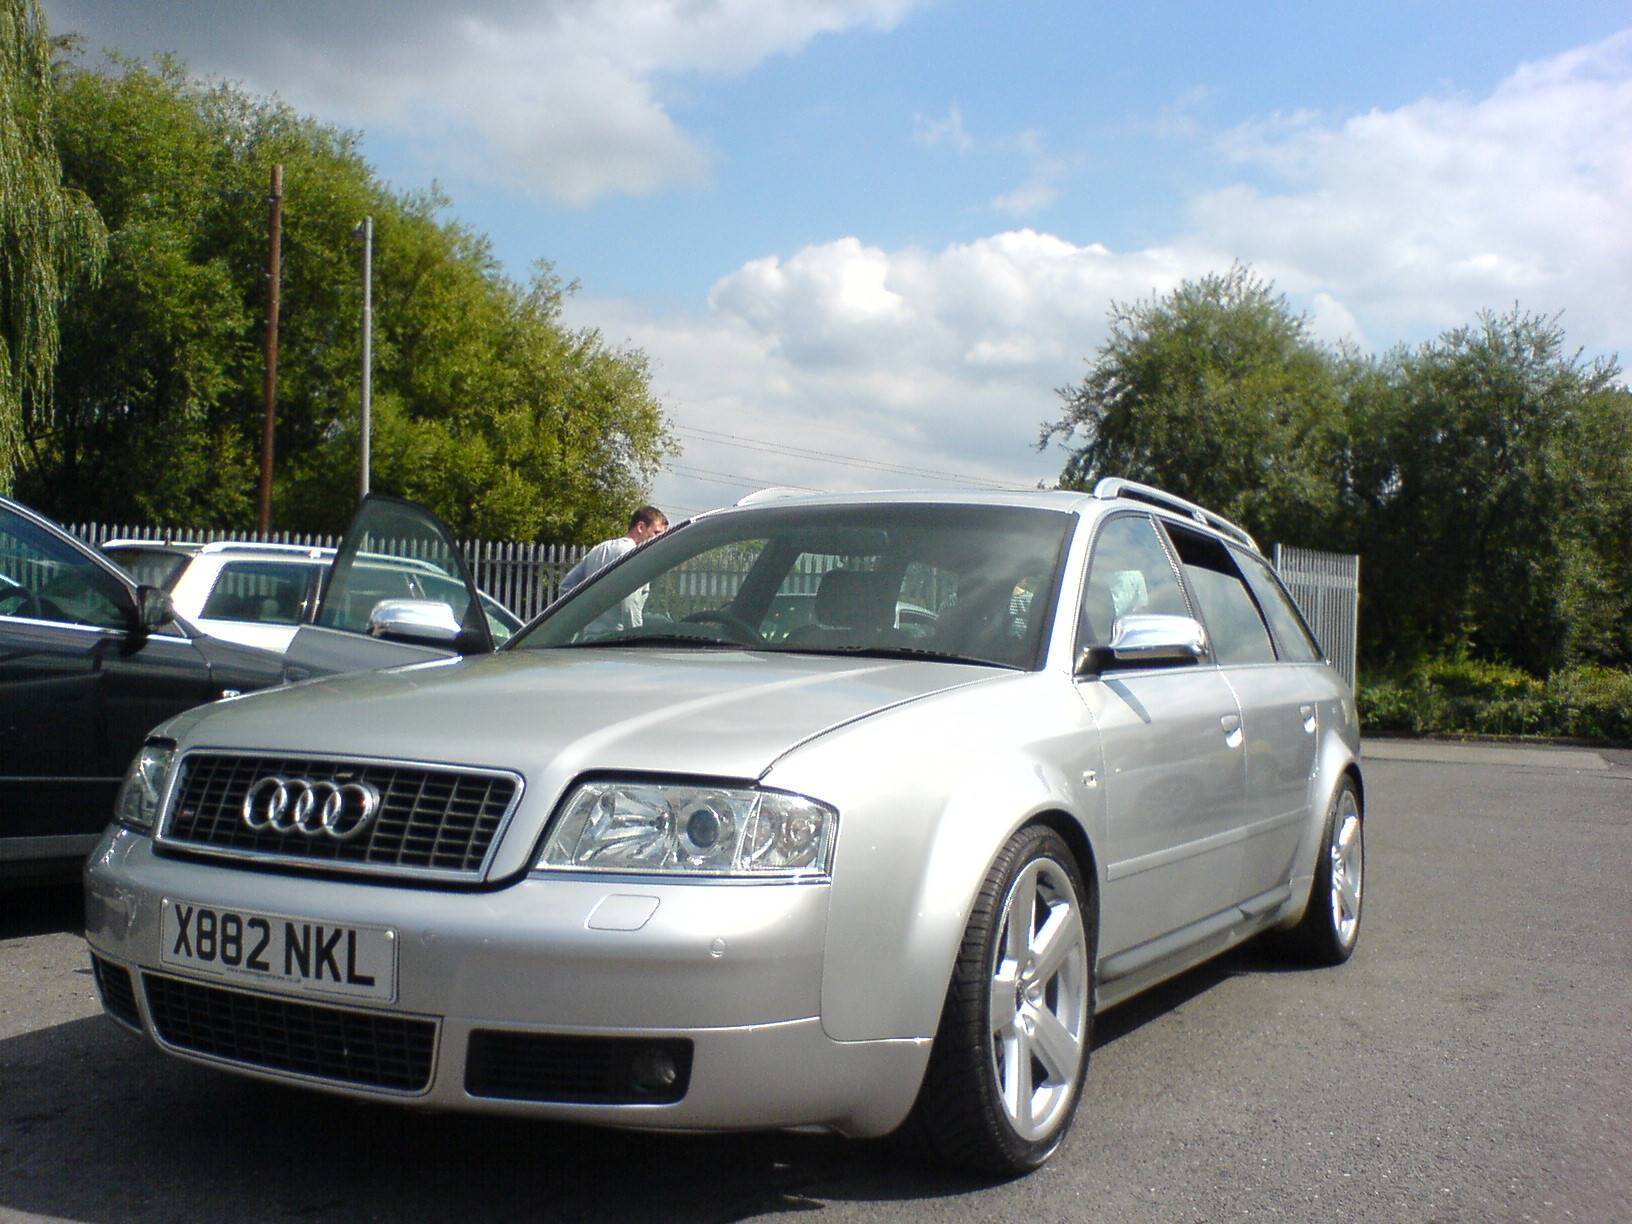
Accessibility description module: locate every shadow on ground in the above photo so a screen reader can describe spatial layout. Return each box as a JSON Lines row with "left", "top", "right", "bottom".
{"left": 3, "top": 898, "right": 1306, "bottom": 1222}
{"left": 1, "top": 881, "right": 83, "bottom": 939}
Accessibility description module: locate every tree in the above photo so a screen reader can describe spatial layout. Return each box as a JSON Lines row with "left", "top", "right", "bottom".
{"left": 0, "top": 0, "right": 105, "bottom": 491}
{"left": 1350, "top": 311, "right": 1630, "bottom": 672}
{"left": 1040, "top": 266, "right": 1348, "bottom": 547}
{"left": 1044, "top": 269, "right": 1632, "bottom": 675}
{"left": 19, "top": 52, "right": 672, "bottom": 541}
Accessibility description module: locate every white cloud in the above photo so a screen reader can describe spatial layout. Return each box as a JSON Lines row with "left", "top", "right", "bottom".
{"left": 1193, "top": 29, "right": 1632, "bottom": 348}
{"left": 991, "top": 129, "right": 1068, "bottom": 219}
{"left": 991, "top": 178, "right": 1061, "bottom": 218}
{"left": 913, "top": 103, "right": 973, "bottom": 151}
{"left": 48, "top": 5, "right": 1632, "bottom": 512}
{"left": 582, "top": 28, "right": 1632, "bottom": 514}
{"left": 571, "top": 231, "right": 1217, "bottom": 513}
{"left": 46, "top": 0, "right": 925, "bottom": 204}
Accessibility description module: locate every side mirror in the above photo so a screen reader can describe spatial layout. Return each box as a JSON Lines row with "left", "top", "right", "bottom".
{"left": 1076, "top": 614, "right": 1207, "bottom": 676}
{"left": 367, "top": 598, "right": 462, "bottom": 646}
{"left": 136, "top": 585, "right": 175, "bottom": 633}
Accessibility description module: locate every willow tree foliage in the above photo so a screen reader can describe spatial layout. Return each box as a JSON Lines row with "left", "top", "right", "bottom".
{"left": 0, "top": 0, "right": 106, "bottom": 491}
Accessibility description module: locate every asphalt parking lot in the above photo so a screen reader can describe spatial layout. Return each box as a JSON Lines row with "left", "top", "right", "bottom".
{"left": 3, "top": 740, "right": 1629, "bottom": 1223}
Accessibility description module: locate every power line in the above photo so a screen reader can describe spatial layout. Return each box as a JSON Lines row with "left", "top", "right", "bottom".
{"left": 666, "top": 462, "right": 822, "bottom": 493}
{"left": 658, "top": 499, "right": 712, "bottom": 518}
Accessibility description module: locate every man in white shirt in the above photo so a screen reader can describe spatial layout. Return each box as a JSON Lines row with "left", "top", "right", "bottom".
{"left": 557, "top": 506, "right": 668, "bottom": 627}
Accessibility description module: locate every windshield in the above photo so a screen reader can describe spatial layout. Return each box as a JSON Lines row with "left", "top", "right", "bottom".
{"left": 514, "top": 502, "right": 1073, "bottom": 669}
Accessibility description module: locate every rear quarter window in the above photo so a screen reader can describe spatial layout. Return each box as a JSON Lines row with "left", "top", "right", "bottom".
{"left": 1232, "top": 548, "right": 1324, "bottom": 663}
{"left": 202, "top": 561, "right": 315, "bottom": 625}
{"left": 1162, "top": 524, "right": 1276, "bottom": 666}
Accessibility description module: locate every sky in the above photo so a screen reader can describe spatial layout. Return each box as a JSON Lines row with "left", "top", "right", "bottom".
{"left": 44, "top": 1, "right": 1632, "bottom": 522}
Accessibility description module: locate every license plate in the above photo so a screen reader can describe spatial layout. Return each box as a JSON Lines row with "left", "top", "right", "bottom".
{"left": 160, "top": 899, "right": 397, "bottom": 1003}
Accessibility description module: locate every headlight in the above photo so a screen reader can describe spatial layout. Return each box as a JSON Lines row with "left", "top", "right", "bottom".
{"left": 114, "top": 741, "right": 175, "bottom": 832}
{"left": 536, "top": 781, "right": 837, "bottom": 878}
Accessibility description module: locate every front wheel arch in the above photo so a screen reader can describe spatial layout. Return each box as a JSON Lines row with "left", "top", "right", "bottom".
{"left": 903, "top": 822, "right": 1098, "bottom": 1175}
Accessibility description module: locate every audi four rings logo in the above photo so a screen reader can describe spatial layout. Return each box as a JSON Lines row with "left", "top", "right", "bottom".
{"left": 241, "top": 777, "right": 382, "bottom": 840}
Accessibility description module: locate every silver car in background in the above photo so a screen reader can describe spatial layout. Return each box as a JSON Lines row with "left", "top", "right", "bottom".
{"left": 99, "top": 539, "right": 523, "bottom": 654}
{"left": 84, "top": 481, "right": 1363, "bottom": 1174}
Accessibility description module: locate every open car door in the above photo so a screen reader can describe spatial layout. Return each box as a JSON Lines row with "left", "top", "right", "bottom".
{"left": 282, "top": 494, "right": 495, "bottom": 680}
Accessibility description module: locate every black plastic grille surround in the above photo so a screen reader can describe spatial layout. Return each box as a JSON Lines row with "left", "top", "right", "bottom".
{"left": 143, "top": 972, "right": 436, "bottom": 1092}
{"left": 465, "top": 1030, "right": 694, "bottom": 1104}
{"left": 160, "top": 752, "right": 519, "bottom": 878}
{"left": 91, "top": 955, "right": 142, "bottom": 1029}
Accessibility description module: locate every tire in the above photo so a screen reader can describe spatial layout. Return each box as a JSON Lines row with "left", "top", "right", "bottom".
{"left": 905, "top": 825, "right": 1095, "bottom": 1175}
{"left": 1284, "top": 779, "right": 1364, "bottom": 965}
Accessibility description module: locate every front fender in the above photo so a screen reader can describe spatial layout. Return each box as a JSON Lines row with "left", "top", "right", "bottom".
{"left": 763, "top": 673, "right": 1101, "bottom": 1043}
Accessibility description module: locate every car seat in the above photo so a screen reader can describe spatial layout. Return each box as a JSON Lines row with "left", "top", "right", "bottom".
{"left": 783, "top": 569, "right": 894, "bottom": 648}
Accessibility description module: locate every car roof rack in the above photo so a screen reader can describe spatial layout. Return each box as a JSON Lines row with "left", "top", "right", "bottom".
{"left": 1092, "top": 478, "right": 1257, "bottom": 550}
{"left": 193, "top": 540, "right": 331, "bottom": 558}
{"left": 735, "top": 487, "right": 813, "bottom": 507}
{"left": 102, "top": 538, "right": 202, "bottom": 552}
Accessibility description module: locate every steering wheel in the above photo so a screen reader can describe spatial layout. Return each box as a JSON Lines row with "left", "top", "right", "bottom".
{"left": 682, "top": 608, "right": 763, "bottom": 645}
{"left": 0, "top": 586, "right": 42, "bottom": 619}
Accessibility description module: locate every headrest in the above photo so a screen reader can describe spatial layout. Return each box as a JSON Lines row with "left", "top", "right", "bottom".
{"left": 814, "top": 568, "right": 892, "bottom": 629}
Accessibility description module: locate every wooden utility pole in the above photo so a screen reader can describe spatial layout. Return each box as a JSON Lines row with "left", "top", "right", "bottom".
{"left": 257, "top": 164, "right": 283, "bottom": 532}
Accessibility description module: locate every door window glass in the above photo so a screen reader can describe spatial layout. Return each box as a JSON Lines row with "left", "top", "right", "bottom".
{"left": 1232, "top": 548, "right": 1324, "bottom": 662}
{"left": 317, "top": 496, "right": 490, "bottom": 650}
{"left": 104, "top": 547, "right": 191, "bottom": 589}
{"left": 1163, "top": 526, "right": 1276, "bottom": 665}
{"left": 201, "top": 561, "right": 313, "bottom": 625}
{"left": 0, "top": 509, "right": 128, "bottom": 630}
{"left": 1076, "top": 514, "right": 1190, "bottom": 651}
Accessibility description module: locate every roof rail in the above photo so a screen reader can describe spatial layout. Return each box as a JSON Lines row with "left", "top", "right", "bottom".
{"left": 101, "top": 538, "right": 203, "bottom": 551}
{"left": 734, "top": 487, "right": 812, "bottom": 507}
{"left": 1092, "top": 478, "right": 1257, "bottom": 550}
{"left": 195, "top": 540, "right": 330, "bottom": 557}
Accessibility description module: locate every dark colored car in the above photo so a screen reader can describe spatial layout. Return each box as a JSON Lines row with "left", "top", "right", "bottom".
{"left": 5, "top": 492, "right": 522, "bottom": 880}
{"left": 0, "top": 495, "right": 291, "bottom": 879}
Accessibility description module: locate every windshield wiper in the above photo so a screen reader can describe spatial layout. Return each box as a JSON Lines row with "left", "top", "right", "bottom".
{"left": 556, "top": 634, "right": 749, "bottom": 650}
{"left": 768, "top": 644, "right": 1020, "bottom": 670}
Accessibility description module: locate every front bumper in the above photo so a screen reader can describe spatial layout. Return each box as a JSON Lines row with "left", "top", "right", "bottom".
{"left": 84, "top": 827, "right": 929, "bottom": 1137}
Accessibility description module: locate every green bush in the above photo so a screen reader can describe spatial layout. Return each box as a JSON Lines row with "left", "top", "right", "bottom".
{"left": 1542, "top": 665, "right": 1632, "bottom": 743}
{"left": 1357, "top": 659, "right": 1631, "bottom": 745}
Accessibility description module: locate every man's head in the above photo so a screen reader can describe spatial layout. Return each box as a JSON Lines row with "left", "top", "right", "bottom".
{"left": 627, "top": 506, "right": 669, "bottom": 544}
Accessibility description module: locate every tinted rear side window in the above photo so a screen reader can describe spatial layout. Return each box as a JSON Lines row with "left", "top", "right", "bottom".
{"left": 1162, "top": 525, "right": 1276, "bottom": 665}
{"left": 1233, "top": 548, "right": 1323, "bottom": 662}
{"left": 106, "top": 548, "right": 191, "bottom": 589}
{"left": 201, "top": 561, "right": 314, "bottom": 625}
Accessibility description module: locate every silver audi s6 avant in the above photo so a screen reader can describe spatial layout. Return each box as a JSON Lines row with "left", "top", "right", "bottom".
{"left": 85, "top": 481, "right": 1363, "bottom": 1174}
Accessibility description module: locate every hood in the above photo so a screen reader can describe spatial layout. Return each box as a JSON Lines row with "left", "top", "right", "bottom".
{"left": 160, "top": 646, "right": 1003, "bottom": 784}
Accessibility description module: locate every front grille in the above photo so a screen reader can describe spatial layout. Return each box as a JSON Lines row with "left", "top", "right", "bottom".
{"left": 143, "top": 972, "right": 436, "bottom": 1092}
{"left": 91, "top": 955, "right": 142, "bottom": 1029}
{"left": 159, "top": 752, "right": 521, "bottom": 879}
{"left": 465, "top": 1031, "right": 693, "bottom": 1104}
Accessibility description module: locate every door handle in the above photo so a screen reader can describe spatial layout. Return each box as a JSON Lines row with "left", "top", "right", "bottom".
{"left": 1299, "top": 704, "right": 1317, "bottom": 733}
{"left": 1220, "top": 713, "right": 1244, "bottom": 749}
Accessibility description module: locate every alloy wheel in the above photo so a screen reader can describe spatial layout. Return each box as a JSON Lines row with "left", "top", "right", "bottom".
{"left": 1328, "top": 790, "right": 1364, "bottom": 949}
{"left": 987, "top": 856, "right": 1090, "bottom": 1142}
